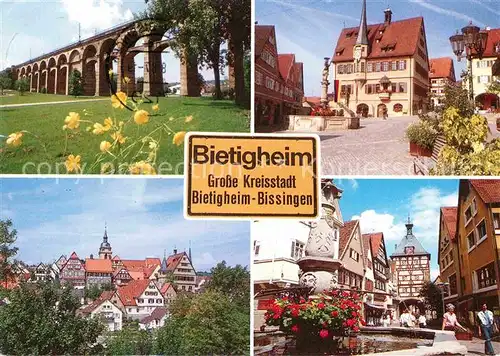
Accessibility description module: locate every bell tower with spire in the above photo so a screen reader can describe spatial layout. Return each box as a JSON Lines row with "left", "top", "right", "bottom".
{"left": 353, "top": 0, "right": 369, "bottom": 97}
{"left": 99, "top": 223, "right": 113, "bottom": 260}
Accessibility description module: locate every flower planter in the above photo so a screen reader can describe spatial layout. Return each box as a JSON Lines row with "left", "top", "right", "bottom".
{"left": 455, "top": 330, "right": 473, "bottom": 341}
{"left": 409, "top": 142, "right": 432, "bottom": 157}
{"left": 295, "top": 331, "right": 343, "bottom": 353}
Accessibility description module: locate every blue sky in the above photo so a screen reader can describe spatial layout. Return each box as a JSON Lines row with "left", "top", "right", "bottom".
{"left": 256, "top": 0, "right": 500, "bottom": 96}
{"left": 335, "top": 178, "right": 459, "bottom": 280}
{"left": 0, "top": 178, "right": 250, "bottom": 271}
{"left": 0, "top": 0, "right": 225, "bottom": 82}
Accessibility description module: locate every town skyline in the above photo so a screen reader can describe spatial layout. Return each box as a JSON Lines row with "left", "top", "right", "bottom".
{"left": 0, "top": 178, "right": 250, "bottom": 270}
{"left": 256, "top": 0, "right": 500, "bottom": 95}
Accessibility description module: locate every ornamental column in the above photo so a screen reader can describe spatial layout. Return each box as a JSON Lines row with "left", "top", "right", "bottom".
{"left": 298, "top": 179, "right": 343, "bottom": 295}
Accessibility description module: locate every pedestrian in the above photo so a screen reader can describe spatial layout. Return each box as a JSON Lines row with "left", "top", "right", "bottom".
{"left": 477, "top": 303, "right": 496, "bottom": 355}
{"left": 410, "top": 311, "right": 416, "bottom": 327}
{"left": 418, "top": 313, "right": 427, "bottom": 328}
{"left": 442, "top": 304, "right": 465, "bottom": 331}
{"left": 383, "top": 314, "right": 390, "bottom": 327}
{"left": 400, "top": 309, "right": 411, "bottom": 327}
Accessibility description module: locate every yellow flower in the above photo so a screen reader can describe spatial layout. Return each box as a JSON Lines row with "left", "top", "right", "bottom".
{"left": 134, "top": 110, "right": 150, "bottom": 125}
{"left": 101, "top": 162, "right": 114, "bottom": 174}
{"left": 111, "top": 91, "right": 127, "bottom": 109}
{"left": 93, "top": 123, "right": 106, "bottom": 135}
{"left": 168, "top": 117, "right": 175, "bottom": 121}
{"left": 173, "top": 131, "right": 186, "bottom": 146}
{"left": 108, "top": 69, "right": 114, "bottom": 77}
{"left": 185, "top": 115, "right": 193, "bottom": 123}
{"left": 149, "top": 141, "right": 158, "bottom": 150}
{"left": 64, "top": 112, "right": 81, "bottom": 130}
{"left": 111, "top": 132, "right": 126, "bottom": 144}
{"left": 129, "top": 161, "right": 156, "bottom": 175}
{"left": 65, "top": 154, "right": 81, "bottom": 173}
{"left": 103, "top": 117, "right": 113, "bottom": 131}
{"left": 152, "top": 104, "right": 159, "bottom": 112}
{"left": 123, "top": 76, "right": 131, "bottom": 84}
{"left": 6, "top": 132, "right": 23, "bottom": 147}
{"left": 100, "top": 141, "right": 112, "bottom": 152}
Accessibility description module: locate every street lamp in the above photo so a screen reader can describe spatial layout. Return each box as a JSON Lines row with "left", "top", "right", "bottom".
{"left": 449, "top": 22, "right": 489, "bottom": 101}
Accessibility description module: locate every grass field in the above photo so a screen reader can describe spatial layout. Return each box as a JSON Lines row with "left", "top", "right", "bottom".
{"left": 0, "top": 95, "right": 250, "bottom": 174}
{"left": 0, "top": 91, "right": 98, "bottom": 105}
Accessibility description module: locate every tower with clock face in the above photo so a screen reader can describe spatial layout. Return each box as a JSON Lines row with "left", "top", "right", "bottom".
{"left": 352, "top": 0, "right": 369, "bottom": 95}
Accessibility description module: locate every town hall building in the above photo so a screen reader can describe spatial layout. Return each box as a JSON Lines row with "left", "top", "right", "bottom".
{"left": 332, "top": 0, "right": 430, "bottom": 117}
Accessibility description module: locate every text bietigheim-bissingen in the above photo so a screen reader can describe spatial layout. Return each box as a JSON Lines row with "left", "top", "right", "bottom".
{"left": 191, "top": 144, "right": 315, "bottom": 208}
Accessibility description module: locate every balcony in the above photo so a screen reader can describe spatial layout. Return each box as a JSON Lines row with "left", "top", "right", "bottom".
{"left": 353, "top": 71, "right": 366, "bottom": 81}
{"left": 378, "top": 91, "right": 391, "bottom": 102}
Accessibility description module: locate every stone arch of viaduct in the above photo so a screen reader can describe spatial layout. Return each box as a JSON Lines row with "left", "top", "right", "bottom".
{"left": 11, "top": 21, "right": 200, "bottom": 97}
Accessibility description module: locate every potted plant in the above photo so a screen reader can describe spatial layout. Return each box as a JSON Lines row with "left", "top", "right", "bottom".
{"left": 264, "top": 290, "right": 363, "bottom": 353}
{"left": 405, "top": 120, "right": 438, "bottom": 157}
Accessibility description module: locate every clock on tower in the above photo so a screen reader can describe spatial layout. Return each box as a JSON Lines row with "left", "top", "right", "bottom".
{"left": 354, "top": 46, "right": 362, "bottom": 61}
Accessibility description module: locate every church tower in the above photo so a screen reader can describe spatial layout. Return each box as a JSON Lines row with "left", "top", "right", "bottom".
{"left": 98, "top": 225, "right": 112, "bottom": 260}
{"left": 353, "top": 0, "right": 369, "bottom": 97}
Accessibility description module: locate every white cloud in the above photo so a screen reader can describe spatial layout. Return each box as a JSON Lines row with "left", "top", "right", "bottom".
{"left": 352, "top": 209, "right": 407, "bottom": 242}
{"left": 410, "top": 187, "right": 458, "bottom": 243}
{"left": 408, "top": 0, "right": 487, "bottom": 28}
{"left": 60, "top": 0, "right": 134, "bottom": 32}
{"left": 431, "top": 267, "right": 440, "bottom": 281}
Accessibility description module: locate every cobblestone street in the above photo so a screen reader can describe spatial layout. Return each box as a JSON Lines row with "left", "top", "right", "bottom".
{"left": 320, "top": 116, "right": 419, "bottom": 176}
{"left": 458, "top": 337, "right": 500, "bottom": 355}
{"left": 315, "top": 115, "right": 500, "bottom": 176}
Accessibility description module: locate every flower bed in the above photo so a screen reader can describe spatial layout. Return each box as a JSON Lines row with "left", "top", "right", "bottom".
{"left": 310, "top": 107, "right": 344, "bottom": 117}
{"left": 264, "top": 289, "right": 363, "bottom": 347}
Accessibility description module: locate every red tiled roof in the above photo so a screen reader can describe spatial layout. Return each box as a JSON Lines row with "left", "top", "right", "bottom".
{"left": 79, "top": 290, "right": 116, "bottom": 315}
{"left": 482, "top": 28, "right": 500, "bottom": 58}
{"left": 441, "top": 207, "right": 458, "bottom": 241}
{"left": 143, "top": 265, "right": 158, "bottom": 279}
{"left": 160, "top": 283, "right": 173, "bottom": 296}
{"left": 117, "top": 279, "right": 153, "bottom": 306}
{"left": 339, "top": 220, "right": 358, "bottom": 257}
{"left": 145, "top": 258, "right": 161, "bottom": 268}
{"left": 278, "top": 54, "right": 294, "bottom": 81}
{"left": 112, "top": 255, "right": 121, "bottom": 261}
{"left": 255, "top": 25, "right": 275, "bottom": 57}
{"left": 166, "top": 252, "right": 188, "bottom": 272}
{"left": 69, "top": 251, "right": 79, "bottom": 260}
{"left": 471, "top": 180, "right": 500, "bottom": 203}
{"left": 429, "top": 57, "right": 455, "bottom": 80}
{"left": 333, "top": 17, "right": 424, "bottom": 62}
{"left": 361, "top": 234, "right": 373, "bottom": 267}
{"left": 85, "top": 259, "right": 112, "bottom": 273}
{"left": 139, "top": 307, "right": 167, "bottom": 325}
{"left": 363, "top": 232, "right": 384, "bottom": 258}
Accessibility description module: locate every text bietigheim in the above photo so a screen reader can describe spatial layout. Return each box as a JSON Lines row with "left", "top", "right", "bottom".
{"left": 190, "top": 143, "right": 315, "bottom": 211}
{"left": 193, "top": 145, "right": 313, "bottom": 169}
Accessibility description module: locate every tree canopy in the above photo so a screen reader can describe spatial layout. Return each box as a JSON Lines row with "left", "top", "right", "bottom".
{"left": 0, "top": 219, "right": 19, "bottom": 287}
{"left": 0, "top": 282, "right": 104, "bottom": 355}
{"left": 419, "top": 282, "right": 444, "bottom": 319}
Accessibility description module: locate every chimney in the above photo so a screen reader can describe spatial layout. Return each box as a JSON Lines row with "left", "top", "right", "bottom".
{"left": 90, "top": 254, "right": 94, "bottom": 259}
{"left": 173, "top": 248, "right": 177, "bottom": 254}
{"left": 384, "top": 8, "right": 392, "bottom": 25}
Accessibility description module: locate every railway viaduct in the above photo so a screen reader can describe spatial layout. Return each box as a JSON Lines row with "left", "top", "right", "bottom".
{"left": 10, "top": 20, "right": 205, "bottom": 97}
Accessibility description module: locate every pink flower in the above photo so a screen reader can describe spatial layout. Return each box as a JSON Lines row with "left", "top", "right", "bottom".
{"left": 291, "top": 308, "right": 300, "bottom": 317}
{"left": 317, "top": 302, "right": 325, "bottom": 310}
{"left": 319, "top": 329, "right": 329, "bottom": 338}
{"left": 291, "top": 324, "right": 300, "bottom": 333}
{"left": 331, "top": 310, "right": 339, "bottom": 317}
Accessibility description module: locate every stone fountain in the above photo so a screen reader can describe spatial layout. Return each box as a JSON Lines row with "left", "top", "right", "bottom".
{"left": 298, "top": 179, "right": 343, "bottom": 294}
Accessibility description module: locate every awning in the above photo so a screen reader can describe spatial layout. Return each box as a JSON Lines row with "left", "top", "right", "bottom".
{"left": 365, "top": 303, "right": 386, "bottom": 310}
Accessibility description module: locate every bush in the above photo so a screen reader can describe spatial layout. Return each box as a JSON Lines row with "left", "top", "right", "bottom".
{"left": 68, "top": 69, "right": 84, "bottom": 96}
{"left": 14, "top": 78, "right": 29, "bottom": 95}
{"left": 432, "top": 107, "right": 499, "bottom": 175}
{"left": 0, "top": 75, "right": 12, "bottom": 95}
{"left": 40, "top": 87, "right": 47, "bottom": 94}
{"left": 405, "top": 120, "right": 438, "bottom": 150}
